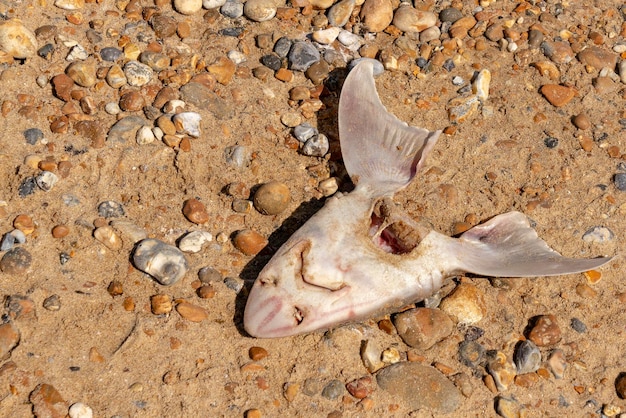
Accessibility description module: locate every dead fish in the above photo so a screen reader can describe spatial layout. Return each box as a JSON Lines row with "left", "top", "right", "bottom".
{"left": 243, "top": 59, "right": 612, "bottom": 338}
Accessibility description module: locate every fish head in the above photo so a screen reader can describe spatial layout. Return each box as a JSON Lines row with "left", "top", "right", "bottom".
{"left": 244, "top": 239, "right": 360, "bottom": 338}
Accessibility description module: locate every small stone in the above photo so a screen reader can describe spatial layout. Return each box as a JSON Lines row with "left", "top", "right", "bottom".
{"left": 221, "top": 0, "right": 244, "bottom": 18}
{"left": 572, "top": 113, "right": 591, "bottom": 130}
{"left": 174, "top": 0, "right": 202, "bottom": 15}
{"left": 253, "top": 181, "right": 290, "bottom": 215}
{"left": 376, "top": 362, "right": 461, "bottom": 413}
{"left": 615, "top": 173, "right": 626, "bottom": 192}
{"left": 619, "top": 60, "right": 626, "bottom": 84}
{"left": 150, "top": 14, "right": 177, "bottom": 38}
{"left": 13, "top": 214, "right": 34, "bottom": 234}
{"left": 35, "top": 171, "right": 58, "bottom": 192}
{"left": 570, "top": 317, "right": 587, "bottom": 333}
{"left": 302, "top": 134, "right": 329, "bottom": 157}
{"left": 199, "top": 266, "right": 222, "bottom": 283}
{"left": 100, "top": 47, "right": 122, "bottom": 62}
{"left": 274, "top": 37, "right": 292, "bottom": 58}
{"left": 244, "top": 0, "right": 276, "bottom": 22}
{"left": 178, "top": 230, "right": 213, "bottom": 253}
{"left": 0, "top": 233, "right": 15, "bottom": 251}
{"left": 293, "top": 123, "right": 318, "bottom": 142}
{"left": 283, "top": 382, "right": 299, "bottom": 402}
{"left": 346, "top": 376, "right": 374, "bottom": 399}
{"left": 54, "top": 0, "right": 84, "bottom": 9}
{"left": 288, "top": 41, "right": 320, "bottom": 72}
{"left": 119, "top": 91, "right": 145, "bottom": 112}
{"left": 233, "top": 229, "right": 267, "bottom": 256}
{"left": 495, "top": 396, "right": 526, "bottom": 418}
{"left": 280, "top": 112, "right": 301, "bottom": 128}
{"left": 38, "top": 43, "right": 54, "bottom": 59}
{"left": 321, "top": 379, "right": 344, "bottom": 400}
{"left": 107, "top": 280, "right": 123, "bottom": 297}
{"left": 261, "top": 54, "right": 281, "bottom": 71}
{"left": 151, "top": 294, "right": 173, "bottom": 315}
{"left": 29, "top": 384, "right": 67, "bottom": 418}
{"left": 540, "top": 84, "right": 576, "bottom": 107}
{"left": 458, "top": 340, "right": 485, "bottom": 368}
{"left": 318, "top": 177, "right": 338, "bottom": 196}
{"left": 0, "top": 247, "right": 32, "bottom": 274}
{"left": 172, "top": 112, "right": 202, "bottom": 137}
{"left": 312, "top": 27, "right": 341, "bottom": 45}
{"left": 249, "top": 346, "right": 268, "bottom": 360}
{"left": 514, "top": 340, "right": 541, "bottom": 374}
{"left": 420, "top": 26, "right": 441, "bottom": 42}
{"left": 392, "top": 6, "right": 436, "bottom": 33}
{"left": 439, "top": 283, "right": 486, "bottom": 324}
{"left": 204, "top": 0, "right": 227, "bottom": 8}
{"left": 0, "top": 19, "right": 38, "bottom": 59}
{"left": 207, "top": 56, "right": 236, "bottom": 85}
{"left": 361, "top": 339, "right": 384, "bottom": 373}
{"left": 133, "top": 238, "right": 189, "bottom": 286}
{"left": 66, "top": 60, "right": 96, "bottom": 87}
{"left": 180, "top": 83, "right": 234, "bottom": 119}
{"left": 439, "top": 7, "right": 463, "bottom": 23}
{"left": 224, "top": 145, "right": 250, "bottom": 167}
{"left": 183, "top": 198, "right": 209, "bottom": 224}
{"left": 548, "top": 349, "right": 566, "bottom": 379}
{"left": 615, "top": 372, "right": 626, "bottom": 399}
{"left": 176, "top": 301, "right": 208, "bottom": 322}
{"left": 447, "top": 95, "right": 480, "bottom": 123}
{"left": 18, "top": 177, "right": 37, "bottom": 197}
{"left": 382, "top": 347, "right": 401, "bottom": 364}
{"left": 51, "top": 74, "right": 74, "bottom": 101}
{"left": 473, "top": 69, "right": 491, "bottom": 101}
{"left": 197, "top": 284, "right": 216, "bottom": 299}
{"left": 305, "top": 60, "right": 330, "bottom": 84}
{"left": 582, "top": 226, "right": 614, "bottom": 243}
{"left": 328, "top": 0, "right": 354, "bottom": 27}
{"left": 541, "top": 40, "right": 574, "bottom": 64}
{"left": 245, "top": 410, "right": 262, "bottom": 418}
{"left": 577, "top": 46, "right": 617, "bottom": 70}
{"left": 528, "top": 314, "right": 561, "bottom": 346}
{"left": 68, "top": 402, "right": 93, "bottom": 418}
{"left": 224, "top": 276, "right": 244, "bottom": 292}
{"left": 24, "top": 128, "right": 44, "bottom": 145}
{"left": 338, "top": 31, "right": 364, "bottom": 51}
{"left": 98, "top": 201, "right": 125, "bottom": 218}
{"left": 487, "top": 351, "right": 517, "bottom": 391}
{"left": 302, "top": 378, "right": 323, "bottom": 396}
{"left": 43, "top": 294, "right": 61, "bottom": 311}
{"left": 393, "top": 307, "right": 453, "bottom": 350}
{"left": 51, "top": 225, "right": 70, "bottom": 238}
{"left": 360, "top": 0, "right": 393, "bottom": 33}
{"left": 544, "top": 137, "right": 559, "bottom": 148}
{"left": 139, "top": 51, "right": 170, "bottom": 71}
{"left": 124, "top": 60, "right": 153, "bottom": 86}
{"left": 93, "top": 226, "right": 122, "bottom": 250}
{"left": 0, "top": 322, "right": 20, "bottom": 359}
{"left": 105, "top": 64, "right": 126, "bottom": 88}
{"left": 136, "top": 126, "right": 155, "bottom": 145}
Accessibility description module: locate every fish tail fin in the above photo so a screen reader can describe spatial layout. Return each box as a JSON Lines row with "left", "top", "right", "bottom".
{"left": 339, "top": 59, "right": 441, "bottom": 198}
{"left": 449, "top": 211, "right": 612, "bottom": 277}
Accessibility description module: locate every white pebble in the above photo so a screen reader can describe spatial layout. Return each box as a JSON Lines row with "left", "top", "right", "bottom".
{"left": 105, "top": 102, "right": 121, "bottom": 115}
{"left": 172, "top": 112, "right": 202, "bottom": 137}
{"left": 178, "top": 230, "right": 213, "bottom": 253}
{"left": 227, "top": 50, "right": 246, "bottom": 64}
{"left": 312, "top": 27, "right": 341, "bottom": 45}
{"left": 136, "top": 126, "right": 155, "bottom": 145}
{"left": 337, "top": 30, "right": 363, "bottom": 51}
{"left": 36, "top": 75, "right": 48, "bottom": 87}
{"left": 619, "top": 60, "right": 626, "bottom": 84}
{"left": 69, "top": 402, "right": 93, "bottom": 418}
{"left": 0, "top": 19, "right": 38, "bottom": 59}
{"left": 203, "top": 0, "right": 226, "bottom": 8}
{"left": 243, "top": 0, "right": 277, "bottom": 22}
{"left": 152, "top": 126, "right": 164, "bottom": 141}
{"left": 174, "top": 0, "right": 203, "bottom": 15}
{"left": 36, "top": 171, "right": 59, "bottom": 191}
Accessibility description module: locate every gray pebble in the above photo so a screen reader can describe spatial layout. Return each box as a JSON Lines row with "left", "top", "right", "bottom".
{"left": 43, "top": 294, "right": 61, "bottom": 311}
{"left": 219, "top": 27, "right": 245, "bottom": 37}
{"left": 220, "top": 0, "right": 244, "bottom": 18}
{"left": 18, "top": 177, "right": 37, "bottom": 198}
{"left": 132, "top": 238, "right": 189, "bottom": 286}
{"left": 570, "top": 317, "right": 587, "bottom": 333}
{"left": 321, "top": 379, "right": 344, "bottom": 400}
{"left": 348, "top": 58, "right": 384, "bottom": 75}
{"left": 198, "top": 266, "right": 222, "bottom": 283}
{"left": 224, "top": 276, "right": 243, "bottom": 292}
{"left": 439, "top": 7, "right": 463, "bottom": 23}
{"left": 0, "top": 232, "right": 15, "bottom": 251}
{"left": 100, "top": 47, "right": 123, "bottom": 62}
{"left": 513, "top": 340, "right": 541, "bottom": 374}
{"left": 302, "top": 133, "right": 329, "bottom": 157}
{"left": 107, "top": 115, "right": 147, "bottom": 142}
{"left": 36, "top": 171, "right": 58, "bottom": 192}
{"left": 179, "top": 83, "right": 233, "bottom": 119}
{"left": 62, "top": 194, "right": 81, "bottom": 206}
{"left": 614, "top": 173, "right": 626, "bottom": 191}
{"left": 124, "top": 60, "right": 153, "bottom": 87}
{"left": 302, "top": 378, "right": 323, "bottom": 396}
{"left": 458, "top": 340, "right": 485, "bottom": 368}
{"left": 288, "top": 41, "right": 320, "bottom": 71}
{"left": 261, "top": 54, "right": 281, "bottom": 71}
{"left": 24, "top": 128, "right": 43, "bottom": 145}
{"left": 293, "top": 123, "right": 318, "bottom": 142}
{"left": 98, "top": 201, "right": 125, "bottom": 218}
{"left": 224, "top": 145, "right": 250, "bottom": 167}
{"left": 582, "top": 226, "right": 614, "bottom": 243}
{"left": 273, "top": 37, "right": 292, "bottom": 58}
{"left": 38, "top": 43, "right": 54, "bottom": 59}
{"left": 0, "top": 247, "right": 32, "bottom": 274}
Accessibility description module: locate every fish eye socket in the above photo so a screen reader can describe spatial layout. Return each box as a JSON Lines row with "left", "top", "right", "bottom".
{"left": 260, "top": 276, "right": 278, "bottom": 286}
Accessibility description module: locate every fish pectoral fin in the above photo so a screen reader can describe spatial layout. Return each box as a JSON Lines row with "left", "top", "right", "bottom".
{"left": 451, "top": 211, "right": 612, "bottom": 277}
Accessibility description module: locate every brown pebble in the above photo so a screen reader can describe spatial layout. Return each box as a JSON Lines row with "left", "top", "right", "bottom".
{"left": 175, "top": 301, "right": 208, "bottom": 322}
{"left": 584, "top": 269, "right": 602, "bottom": 284}
{"left": 0, "top": 248, "right": 32, "bottom": 275}
{"left": 540, "top": 84, "right": 576, "bottom": 107}
{"left": 107, "top": 280, "right": 123, "bottom": 296}
{"left": 51, "top": 224, "right": 70, "bottom": 238}
{"left": 378, "top": 318, "right": 395, "bottom": 334}
{"left": 182, "top": 198, "right": 209, "bottom": 224}
{"left": 393, "top": 307, "right": 453, "bottom": 350}
{"left": 0, "top": 322, "right": 20, "bottom": 359}
{"left": 119, "top": 90, "right": 145, "bottom": 111}
{"left": 528, "top": 314, "right": 561, "bottom": 346}
{"left": 275, "top": 68, "right": 294, "bottom": 82}
{"left": 575, "top": 283, "right": 597, "bottom": 298}
{"left": 346, "top": 376, "right": 374, "bottom": 399}
{"left": 29, "top": 383, "right": 67, "bottom": 418}
{"left": 233, "top": 229, "right": 268, "bottom": 256}
{"left": 253, "top": 181, "right": 291, "bottom": 215}
{"left": 360, "top": 0, "right": 393, "bottom": 33}
{"left": 579, "top": 135, "right": 594, "bottom": 152}
{"left": 283, "top": 382, "right": 299, "bottom": 402}
{"left": 196, "top": 284, "right": 216, "bottom": 299}
{"left": 616, "top": 373, "right": 626, "bottom": 399}
{"left": 13, "top": 214, "right": 34, "bottom": 234}
{"left": 572, "top": 113, "right": 591, "bottom": 130}
{"left": 246, "top": 409, "right": 262, "bottom": 418}
{"left": 51, "top": 74, "right": 74, "bottom": 101}
{"left": 89, "top": 347, "right": 105, "bottom": 363}
{"left": 122, "top": 297, "right": 135, "bottom": 311}
{"left": 151, "top": 294, "right": 173, "bottom": 315}
{"left": 249, "top": 346, "right": 269, "bottom": 361}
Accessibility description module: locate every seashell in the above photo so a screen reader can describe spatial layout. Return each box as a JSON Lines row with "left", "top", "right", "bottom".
{"left": 513, "top": 339, "right": 541, "bottom": 374}
{"left": 36, "top": 171, "right": 58, "bottom": 191}
{"left": 133, "top": 238, "right": 189, "bottom": 286}
{"left": 178, "top": 230, "right": 213, "bottom": 253}
{"left": 0, "top": 19, "right": 38, "bottom": 59}
{"left": 172, "top": 112, "right": 202, "bottom": 138}
{"left": 94, "top": 226, "right": 122, "bottom": 250}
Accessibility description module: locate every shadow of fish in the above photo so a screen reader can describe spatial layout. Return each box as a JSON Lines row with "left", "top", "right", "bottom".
{"left": 243, "top": 59, "right": 613, "bottom": 338}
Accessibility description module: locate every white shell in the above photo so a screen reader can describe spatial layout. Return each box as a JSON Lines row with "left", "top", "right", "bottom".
{"left": 133, "top": 238, "right": 189, "bottom": 286}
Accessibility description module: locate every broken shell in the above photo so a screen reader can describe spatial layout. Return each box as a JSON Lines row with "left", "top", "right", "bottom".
{"left": 133, "top": 238, "right": 189, "bottom": 286}
{"left": 0, "top": 19, "right": 38, "bottom": 59}
{"left": 178, "top": 230, "right": 213, "bottom": 253}
{"left": 36, "top": 171, "right": 58, "bottom": 191}
{"left": 513, "top": 339, "right": 541, "bottom": 374}
{"left": 172, "top": 112, "right": 202, "bottom": 138}
{"left": 472, "top": 69, "right": 491, "bottom": 101}
{"left": 94, "top": 226, "right": 122, "bottom": 250}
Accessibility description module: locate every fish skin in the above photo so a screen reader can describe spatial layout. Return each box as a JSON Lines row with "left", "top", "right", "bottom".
{"left": 243, "top": 59, "right": 613, "bottom": 339}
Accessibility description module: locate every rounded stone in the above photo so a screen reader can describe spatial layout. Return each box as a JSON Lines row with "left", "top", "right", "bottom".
{"left": 98, "top": 201, "right": 125, "bottom": 218}
{"left": 615, "top": 372, "right": 626, "bottom": 399}
{"left": 360, "top": 0, "right": 393, "bottom": 33}
{"left": 203, "top": 0, "right": 227, "bottom": 8}
{"left": 439, "top": 283, "right": 486, "bottom": 324}
{"left": 178, "top": 230, "right": 212, "bottom": 253}
{"left": 288, "top": 41, "right": 320, "bottom": 72}
{"left": 174, "top": 0, "right": 203, "bottom": 15}
{"left": 540, "top": 84, "right": 576, "bottom": 107}
{"left": 327, "top": 0, "right": 355, "bottom": 27}
{"left": 133, "top": 238, "right": 189, "bottom": 286}
{"left": 0, "top": 19, "right": 38, "bottom": 59}
{"left": 176, "top": 301, "right": 208, "bottom": 322}
{"left": 119, "top": 91, "right": 145, "bottom": 112}
{"left": 528, "top": 314, "right": 561, "bottom": 346}
{"left": 249, "top": 346, "right": 268, "bottom": 360}
{"left": 221, "top": 0, "right": 244, "bottom": 18}
{"left": 66, "top": 60, "right": 97, "bottom": 87}
{"left": 321, "top": 380, "right": 345, "bottom": 400}
{"left": 68, "top": 402, "right": 93, "bottom": 418}
{"left": 302, "top": 133, "right": 329, "bottom": 157}
{"left": 100, "top": 47, "right": 123, "bottom": 62}
{"left": 51, "top": 225, "right": 70, "bottom": 238}
{"left": 439, "top": 7, "right": 463, "bottom": 23}
{"left": 0, "top": 247, "right": 32, "bottom": 274}
{"left": 572, "top": 113, "right": 591, "bottom": 130}
{"left": 151, "top": 294, "right": 173, "bottom": 314}
{"left": 253, "top": 181, "right": 291, "bottom": 215}
{"left": 513, "top": 340, "right": 541, "bottom": 374}
{"left": 24, "top": 128, "right": 44, "bottom": 145}
{"left": 124, "top": 60, "right": 154, "bottom": 87}
{"left": 233, "top": 229, "right": 267, "bottom": 255}
{"left": 244, "top": 0, "right": 277, "bottom": 22}
{"left": 0, "top": 322, "right": 20, "bottom": 359}
{"left": 393, "top": 307, "right": 453, "bottom": 350}
{"left": 614, "top": 173, "right": 626, "bottom": 192}
{"left": 182, "top": 198, "right": 209, "bottom": 224}
{"left": 393, "top": 6, "right": 436, "bottom": 33}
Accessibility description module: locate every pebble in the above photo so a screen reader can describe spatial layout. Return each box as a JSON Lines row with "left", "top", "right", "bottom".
{"left": 13, "top": 214, "right": 34, "bottom": 234}
{"left": 514, "top": 340, "right": 541, "bottom": 374}
{"left": 302, "top": 378, "right": 323, "bottom": 396}
{"left": 570, "top": 317, "right": 587, "bottom": 333}
{"left": 360, "top": 0, "right": 393, "bottom": 33}
{"left": 66, "top": 44, "right": 89, "bottom": 61}
{"left": 439, "top": 283, "right": 486, "bottom": 324}
{"left": 360, "top": 339, "right": 384, "bottom": 373}
{"left": 283, "top": 382, "right": 299, "bottom": 402}
{"left": 24, "top": 128, "right": 44, "bottom": 145}
{"left": 273, "top": 37, "right": 292, "bottom": 58}
{"left": 528, "top": 314, "right": 561, "bottom": 346}
{"left": 487, "top": 351, "right": 517, "bottom": 391}
{"left": 94, "top": 226, "right": 122, "bottom": 250}
{"left": 572, "top": 113, "right": 591, "bottom": 130}
{"left": 119, "top": 91, "right": 145, "bottom": 112}
{"left": 447, "top": 95, "right": 480, "bottom": 123}
{"left": 540, "top": 40, "right": 574, "bottom": 64}
{"left": 124, "top": 60, "right": 153, "bottom": 86}
{"left": 582, "top": 226, "right": 614, "bottom": 243}
{"left": 0, "top": 19, "right": 38, "bottom": 59}
{"left": 207, "top": 56, "right": 236, "bottom": 84}
{"left": 106, "top": 64, "right": 127, "bottom": 88}
{"left": 302, "top": 134, "right": 329, "bottom": 157}
{"left": 321, "top": 379, "right": 345, "bottom": 400}
{"left": 133, "top": 238, "right": 189, "bottom": 286}
{"left": 377, "top": 362, "right": 461, "bottom": 413}
{"left": 54, "top": 0, "right": 84, "bottom": 9}
{"left": 174, "top": 0, "right": 203, "bottom": 15}
{"left": 38, "top": 43, "right": 54, "bottom": 60}
{"left": 98, "top": 201, "right": 125, "bottom": 218}
{"left": 51, "top": 74, "right": 74, "bottom": 101}
{"left": 139, "top": 51, "right": 170, "bottom": 71}
{"left": 473, "top": 69, "right": 491, "bottom": 101}
{"left": 109, "top": 221, "right": 146, "bottom": 244}
{"left": 318, "top": 177, "right": 338, "bottom": 196}
{"left": 420, "top": 25, "right": 441, "bottom": 43}
{"left": 495, "top": 396, "right": 526, "bottom": 418}
{"left": 136, "top": 125, "right": 155, "bottom": 145}
{"left": 540, "top": 84, "right": 576, "bottom": 107}
{"left": 0, "top": 247, "right": 32, "bottom": 274}
{"left": 619, "top": 60, "right": 626, "bottom": 84}
{"left": 0, "top": 233, "right": 15, "bottom": 251}
{"left": 66, "top": 60, "right": 96, "bottom": 87}
{"left": 249, "top": 346, "right": 268, "bottom": 360}
{"left": 439, "top": 7, "right": 463, "bottom": 23}
{"left": 458, "top": 340, "right": 485, "bottom": 368}
{"left": 224, "top": 276, "right": 244, "bottom": 292}
{"left": 0, "top": 322, "right": 20, "bottom": 358}
{"left": 261, "top": 54, "right": 281, "bottom": 71}
{"left": 35, "top": 171, "right": 58, "bottom": 192}
{"left": 615, "top": 173, "right": 626, "bottom": 191}
{"left": 199, "top": 266, "right": 222, "bottom": 283}
{"left": 100, "top": 47, "right": 123, "bottom": 62}
{"left": 176, "top": 301, "right": 209, "bottom": 322}
{"left": 547, "top": 349, "right": 566, "bottom": 379}
{"left": 221, "top": 0, "right": 244, "bottom": 18}
{"left": 346, "top": 376, "right": 374, "bottom": 399}
{"left": 68, "top": 402, "right": 93, "bottom": 418}
{"left": 243, "top": 0, "right": 276, "bottom": 22}
{"left": 288, "top": 41, "right": 320, "bottom": 71}
{"left": 393, "top": 307, "right": 453, "bottom": 350}
{"left": 173, "top": 112, "right": 202, "bottom": 137}
{"left": 29, "top": 384, "right": 67, "bottom": 418}
{"left": 577, "top": 46, "right": 617, "bottom": 70}
{"left": 224, "top": 145, "right": 250, "bottom": 167}
{"left": 43, "top": 294, "right": 62, "bottom": 311}
{"left": 338, "top": 31, "right": 363, "bottom": 51}
{"left": 233, "top": 229, "right": 267, "bottom": 255}
{"left": 392, "top": 6, "right": 436, "bottom": 33}
{"left": 151, "top": 294, "right": 173, "bottom": 315}
{"left": 204, "top": 0, "right": 227, "bottom": 8}
{"left": 178, "top": 230, "right": 213, "bottom": 253}
{"left": 183, "top": 198, "right": 209, "bottom": 224}
{"left": 327, "top": 0, "right": 354, "bottom": 27}
{"left": 615, "top": 373, "right": 626, "bottom": 399}
{"left": 544, "top": 137, "right": 559, "bottom": 148}
{"left": 312, "top": 27, "right": 341, "bottom": 45}
{"left": 253, "top": 181, "right": 290, "bottom": 215}
{"left": 180, "top": 83, "right": 233, "bottom": 119}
